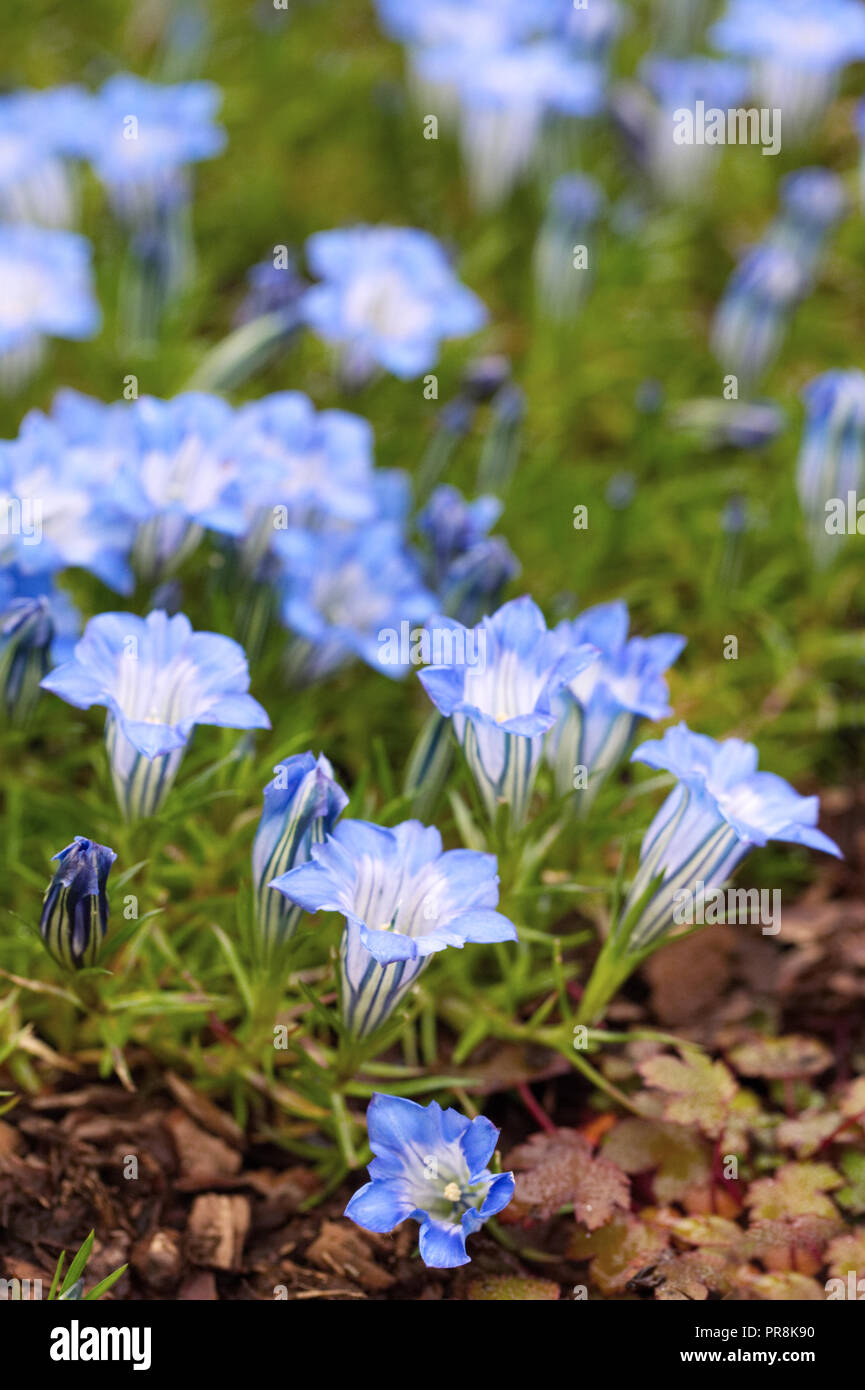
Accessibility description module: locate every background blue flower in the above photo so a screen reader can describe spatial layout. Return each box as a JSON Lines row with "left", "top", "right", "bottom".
{"left": 621, "top": 723, "right": 842, "bottom": 949}
{"left": 299, "top": 225, "right": 487, "bottom": 381}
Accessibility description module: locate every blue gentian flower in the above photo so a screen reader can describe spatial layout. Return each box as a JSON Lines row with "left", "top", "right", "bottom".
{"left": 414, "top": 42, "right": 604, "bottom": 209}
{"left": 231, "top": 392, "right": 380, "bottom": 568}
{"left": 437, "top": 537, "right": 520, "bottom": 628}
{"left": 672, "top": 396, "right": 787, "bottom": 450}
{"left": 252, "top": 752, "right": 349, "bottom": 956}
{"left": 117, "top": 393, "right": 245, "bottom": 578}
{"left": 81, "top": 74, "right": 226, "bottom": 220}
{"left": 41, "top": 610, "right": 270, "bottom": 822}
{"left": 0, "top": 412, "right": 135, "bottom": 593}
{"left": 418, "top": 595, "right": 598, "bottom": 828}
{"left": 770, "top": 168, "right": 847, "bottom": 279}
{"left": 270, "top": 819, "right": 517, "bottom": 1037}
{"left": 345, "top": 1093, "right": 515, "bottom": 1267}
{"left": 375, "top": 0, "right": 543, "bottom": 47}
{"left": 620, "top": 723, "right": 842, "bottom": 950}
{"left": 0, "top": 88, "right": 87, "bottom": 226}
{"left": 0, "top": 595, "right": 53, "bottom": 720}
{"left": 278, "top": 522, "right": 436, "bottom": 682}
{"left": 796, "top": 369, "right": 865, "bottom": 557}
{"left": 639, "top": 56, "right": 750, "bottom": 200}
{"left": 561, "top": 0, "right": 623, "bottom": 64}
{"left": 234, "top": 255, "right": 307, "bottom": 329}
{"left": 40, "top": 836, "right": 117, "bottom": 971}
{"left": 300, "top": 226, "right": 487, "bottom": 382}
{"left": 0, "top": 225, "right": 99, "bottom": 387}
{"left": 710, "top": 0, "right": 865, "bottom": 138}
{"left": 418, "top": 486, "right": 503, "bottom": 573}
{"left": 417, "top": 485, "right": 518, "bottom": 624}
{"left": 533, "top": 173, "right": 605, "bottom": 321}
{"left": 711, "top": 243, "right": 808, "bottom": 388}
{"left": 546, "top": 601, "right": 686, "bottom": 803}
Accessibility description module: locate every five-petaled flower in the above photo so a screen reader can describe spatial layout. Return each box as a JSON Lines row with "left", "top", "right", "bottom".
{"left": 418, "top": 594, "right": 598, "bottom": 829}
{"left": 269, "top": 818, "right": 517, "bottom": 1037}
{"left": 345, "top": 1093, "right": 515, "bottom": 1267}
{"left": 299, "top": 225, "right": 487, "bottom": 382}
{"left": 41, "top": 609, "right": 270, "bottom": 822}
{"left": 620, "top": 723, "right": 842, "bottom": 951}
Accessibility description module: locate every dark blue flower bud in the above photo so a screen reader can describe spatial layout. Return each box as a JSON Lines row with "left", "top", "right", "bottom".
{"left": 39, "top": 837, "right": 117, "bottom": 971}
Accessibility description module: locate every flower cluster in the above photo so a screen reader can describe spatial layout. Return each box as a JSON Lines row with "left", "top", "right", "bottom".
{"left": 376, "top": 0, "right": 608, "bottom": 208}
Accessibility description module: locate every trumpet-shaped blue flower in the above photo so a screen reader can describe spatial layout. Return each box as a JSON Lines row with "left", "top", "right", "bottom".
{"left": 375, "top": 0, "right": 530, "bottom": 47}
{"left": 711, "top": 243, "right": 808, "bottom": 388}
{"left": 710, "top": 0, "right": 865, "bottom": 137}
{"left": 80, "top": 75, "right": 226, "bottom": 219}
{"left": 230, "top": 392, "right": 381, "bottom": 566}
{"left": 417, "top": 485, "right": 518, "bottom": 624}
{"left": 41, "top": 610, "right": 270, "bottom": 821}
{"left": 300, "top": 226, "right": 487, "bottom": 382}
{"left": 0, "top": 225, "right": 99, "bottom": 387}
{"left": 40, "top": 836, "right": 117, "bottom": 971}
{"left": 0, "top": 567, "right": 78, "bottom": 719}
{"left": 278, "top": 522, "right": 436, "bottom": 682}
{"left": 270, "top": 819, "right": 517, "bottom": 1037}
{"left": 345, "top": 1093, "right": 515, "bottom": 1267}
{"left": 620, "top": 723, "right": 841, "bottom": 950}
{"left": 534, "top": 173, "right": 605, "bottom": 321}
{"left": 546, "top": 601, "right": 685, "bottom": 802}
{"left": 0, "top": 412, "right": 135, "bottom": 592}
{"left": 770, "top": 168, "right": 847, "bottom": 280}
{"left": 116, "top": 393, "right": 246, "bottom": 577}
{"left": 639, "top": 56, "right": 750, "bottom": 200}
{"left": 0, "top": 87, "right": 89, "bottom": 226}
{"left": 796, "top": 369, "right": 865, "bottom": 558}
{"left": 252, "top": 752, "right": 349, "bottom": 956}
{"left": 418, "top": 595, "right": 598, "bottom": 828}
{"left": 415, "top": 43, "right": 604, "bottom": 208}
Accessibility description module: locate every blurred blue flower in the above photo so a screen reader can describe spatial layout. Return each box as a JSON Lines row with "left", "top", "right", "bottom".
{"left": 345, "top": 1093, "right": 514, "bottom": 1267}
{"left": 418, "top": 595, "right": 598, "bottom": 828}
{"left": 561, "top": 0, "right": 623, "bottom": 63}
{"left": 0, "top": 594, "right": 53, "bottom": 720}
{"left": 117, "top": 393, "right": 245, "bottom": 578}
{"left": 546, "top": 601, "right": 685, "bottom": 802}
{"left": 0, "top": 87, "right": 90, "bottom": 226}
{"left": 81, "top": 74, "right": 226, "bottom": 219}
{"left": 232, "top": 392, "right": 380, "bottom": 567}
{"left": 300, "top": 226, "right": 487, "bottom": 381}
{"left": 252, "top": 752, "right": 349, "bottom": 956}
{"left": 415, "top": 42, "right": 604, "bottom": 208}
{"left": 534, "top": 172, "right": 605, "bottom": 321}
{"left": 0, "top": 225, "right": 99, "bottom": 387}
{"left": 770, "top": 168, "right": 847, "bottom": 278}
{"left": 418, "top": 485, "right": 503, "bottom": 576}
{"left": 711, "top": 243, "right": 808, "bottom": 387}
{"left": 234, "top": 254, "right": 307, "bottom": 329}
{"left": 620, "top": 723, "right": 842, "bottom": 950}
{"left": 796, "top": 369, "right": 865, "bottom": 557}
{"left": 672, "top": 397, "right": 787, "bottom": 450}
{"left": 40, "top": 836, "right": 117, "bottom": 971}
{"left": 710, "top": 0, "right": 865, "bottom": 137}
{"left": 270, "top": 819, "right": 517, "bottom": 1037}
{"left": 41, "top": 610, "right": 270, "bottom": 821}
{"left": 639, "top": 55, "right": 750, "bottom": 199}
{"left": 278, "top": 522, "right": 436, "bottom": 682}
{"left": 417, "top": 485, "right": 518, "bottom": 624}
{"left": 0, "top": 411, "right": 134, "bottom": 592}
